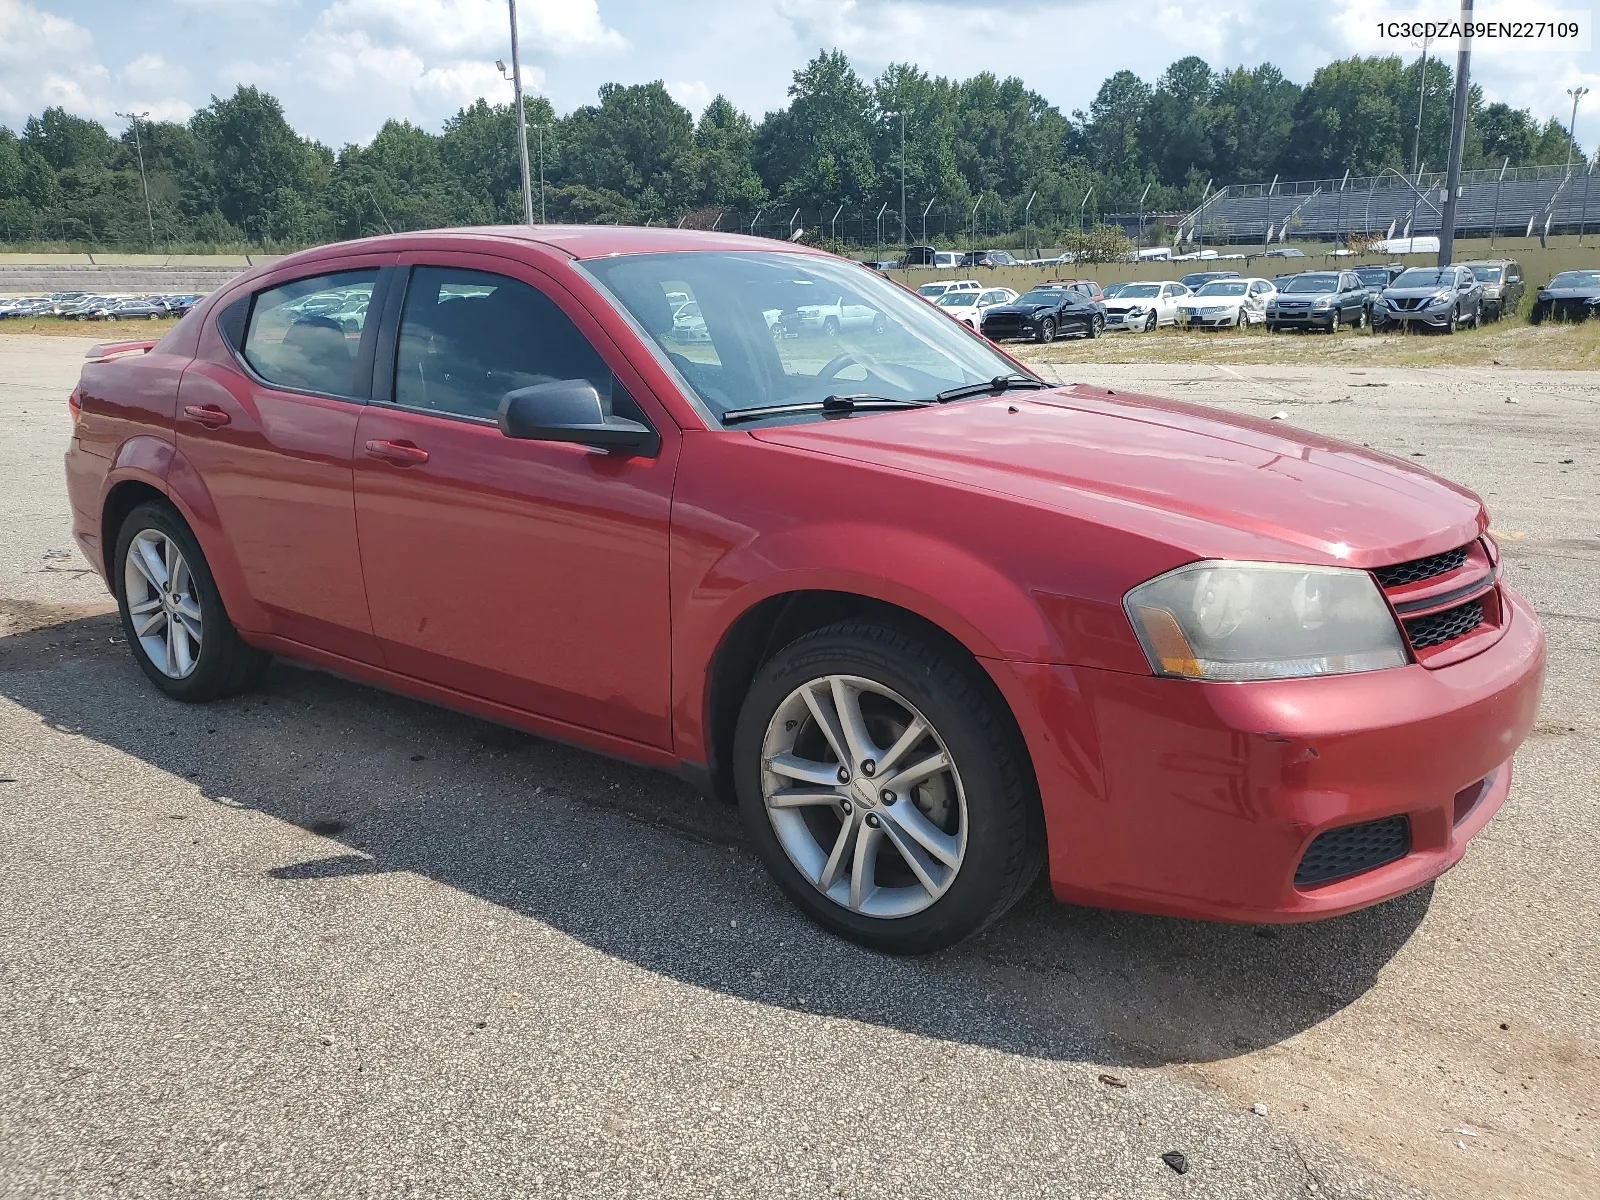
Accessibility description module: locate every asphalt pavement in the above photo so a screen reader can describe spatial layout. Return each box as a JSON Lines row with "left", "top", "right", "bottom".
{"left": 1, "top": 335, "right": 1595, "bottom": 1199}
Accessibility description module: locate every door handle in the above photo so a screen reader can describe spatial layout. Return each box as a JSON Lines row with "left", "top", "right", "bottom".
{"left": 182, "top": 404, "right": 231, "bottom": 428}
{"left": 364, "top": 439, "right": 429, "bottom": 466}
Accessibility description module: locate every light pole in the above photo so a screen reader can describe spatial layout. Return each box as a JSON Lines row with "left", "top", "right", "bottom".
{"left": 1136, "top": 180, "right": 1152, "bottom": 253}
{"left": 1410, "top": 35, "right": 1431, "bottom": 176}
{"left": 1567, "top": 86, "right": 1590, "bottom": 175}
{"left": 1023, "top": 189, "right": 1037, "bottom": 258}
{"left": 899, "top": 108, "right": 907, "bottom": 246}
{"left": 921, "top": 197, "right": 935, "bottom": 245}
{"left": 114, "top": 110, "right": 156, "bottom": 249}
{"left": 497, "top": 2, "right": 534, "bottom": 225}
{"left": 1078, "top": 184, "right": 1093, "bottom": 234}
{"left": 1437, "top": 1, "right": 1472, "bottom": 266}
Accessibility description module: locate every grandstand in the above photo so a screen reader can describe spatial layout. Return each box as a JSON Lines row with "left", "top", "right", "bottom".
{"left": 1177, "top": 164, "right": 1599, "bottom": 246}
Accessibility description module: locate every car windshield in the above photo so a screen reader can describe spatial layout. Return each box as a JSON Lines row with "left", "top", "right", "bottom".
{"left": 1196, "top": 282, "right": 1247, "bottom": 297}
{"left": 1017, "top": 288, "right": 1067, "bottom": 304}
{"left": 1469, "top": 266, "right": 1504, "bottom": 281}
{"left": 1119, "top": 284, "right": 1161, "bottom": 298}
{"left": 1394, "top": 269, "right": 1454, "bottom": 287}
{"left": 1549, "top": 271, "right": 1600, "bottom": 287}
{"left": 934, "top": 292, "right": 974, "bottom": 307}
{"left": 1355, "top": 270, "right": 1391, "bottom": 286}
{"left": 580, "top": 251, "right": 1029, "bottom": 422}
{"left": 916, "top": 284, "right": 945, "bottom": 297}
{"left": 1101, "top": 283, "right": 1127, "bottom": 298}
{"left": 1282, "top": 274, "right": 1339, "bottom": 293}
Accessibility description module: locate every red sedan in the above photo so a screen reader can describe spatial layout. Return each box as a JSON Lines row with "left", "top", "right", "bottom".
{"left": 64, "top": 227, "right": 1545, "bottom": 953}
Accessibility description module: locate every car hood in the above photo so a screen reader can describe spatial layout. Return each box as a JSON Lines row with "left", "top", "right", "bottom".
{"left": 1384, "top": 286, "right": 1456, "bottom": 299}
{"left": 986, "top": 301, "right": 1058, "bottom": 315}
{"left": 1183, "top": 296, "right": 1245, "bottom": 307}
{"left": 748, "top": 386, "right": 1484, "bottom": 565}
{"left": 1271, "top": 291, "right": 1335, "bottom": 301}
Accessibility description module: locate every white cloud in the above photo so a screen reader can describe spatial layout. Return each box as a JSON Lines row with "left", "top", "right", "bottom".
{"left": 667, "top": 79, "right": 711, "bottom": 115}
{"left": 0, "top": 0, "right": 192, "bottom": 129}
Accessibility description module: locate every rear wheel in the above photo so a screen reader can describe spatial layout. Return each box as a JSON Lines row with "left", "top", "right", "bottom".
{"left": 734, "top": 622, "right": 1043, "bottom": 954}
{"left": 114, "top": 501, "right": 270, "bottom": 701}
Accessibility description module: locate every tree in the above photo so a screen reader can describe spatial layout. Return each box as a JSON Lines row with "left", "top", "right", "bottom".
{"left": 1476, "top": 102, "right": 1537, "bottom": 166}
{"left": 1139, "top": 57, "right": 1216, "bottom": 186}
{"left": 1282, "top": 57, "right": 1408, "bottom": 177}
{"left": 755, "top": 50, "right": 878, "bottom": 210}
{"left": 21, "top": 108, "right": 115, "bottom": 172}
{"left": 1085, "top": 71, "right": 1151, "bottom": 171}
{"left": 189, "top": 86, "right": 329, "bottom": 240}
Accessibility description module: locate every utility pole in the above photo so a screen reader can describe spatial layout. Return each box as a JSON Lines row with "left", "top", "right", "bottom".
{"left": 114, "top": 110, "right": 156, "bottom": 249}
{"left": 1490, "top": 156, "right": 1509, "bottom": 246}
{"left": 1437, "top": 1, "right": 1472, "bottom": 266}
{"left": 899, "top": 107, "right": 908, "bottom": 246}
{"left": 501, "top": 0, "right": 534, "bottom": 225}
{"left": 1078, "top": 185, "right": 1094, "bottom": 234}
{"left": 1263, "top": 174, "right": 1277, "bottom": 254}
{"left": 1137, "top": 180, "right": 1152, "bottom": 254}
{"left": 921, "top": 197, "right": 935, "bottom": 245}
{"left": 1567, "top": 86, "right": 1590, "bottom": 175}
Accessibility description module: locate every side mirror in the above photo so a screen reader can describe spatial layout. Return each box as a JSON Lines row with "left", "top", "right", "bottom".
{"left": 498, "top": 380, "right": 660, "bottom": 457}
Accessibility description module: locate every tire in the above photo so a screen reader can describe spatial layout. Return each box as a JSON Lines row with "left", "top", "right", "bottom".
{"left": 1088, "top": 314, "right": 1103, "bottom": 339}
{"left": 113, "top": 500, "right": 271, "bottom": 702}
{"left": 1266, "top": 322, "right": 1278, "bottom": 333}
{"left": 1327, "top": 310, "right": 1340, "bottom": 334}
{"left": 822, "top": 316, "right": 840, "bottom": 338}
{"left": 1445, "top": 307, "right": 1458, "bottom": 334}
{"left": 733, "top": 621, "right": 1044, "bottom": 954}
{"left": 1355, "top": 307, "right": 1366, "bottom": 330}
{"left": 1470, "top": 305, "right": 1481, "bottom": 330}
{"left": 1037, "top": 316, "right": 1056, "bottom": 344}
{"left": 1143, "top": 311, "right": 1157, "bottom": 332}
{"left": 1529, "top": 305, "right": 1545, "bottom": 325}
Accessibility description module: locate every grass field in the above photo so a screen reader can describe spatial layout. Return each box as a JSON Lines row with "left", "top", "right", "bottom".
{"left": 0, "top": 317, "right": 180, "bottom": 337}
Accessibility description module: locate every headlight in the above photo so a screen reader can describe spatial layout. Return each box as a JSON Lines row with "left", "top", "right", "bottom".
{"left": 1126, "top": 306, "right": 1144, "bottom": 315}
{"left": 1124, "top": 561, "right": 1407, "bottom": 681}
{"left": 1312, "top": 298, "right": 1331, "bottom": 309}
{"left": 1428, "top": 290, "right": 1453, "bottom": 307}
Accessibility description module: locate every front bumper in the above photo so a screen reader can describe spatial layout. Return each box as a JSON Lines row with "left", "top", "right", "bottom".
{"left": 1179, "top": 310, "right": 1238, "bottom": 328}
{"left": 984, "top": 583, "right": 1545, "bottom": 923}
{"left": 1104, "top": 311, "right": 1149, "bottom": 330}
{"left": 1267, "top": 308, "right": 1335, "bottom": 327}
{"left": 1383, "top": 305, "right": 1455, "bottom": 326}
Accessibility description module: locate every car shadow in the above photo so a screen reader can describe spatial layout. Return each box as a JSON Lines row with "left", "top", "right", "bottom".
{"left": 0, "top": 611, "right": 1432, "bottom": 1069}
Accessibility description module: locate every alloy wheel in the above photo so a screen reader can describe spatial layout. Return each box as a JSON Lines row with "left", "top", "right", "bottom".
{"left": 123, "top": 529, "right": 204, "bottom": 679}
{"left": 759, "top": 674, "right": 968, "bottom": 919}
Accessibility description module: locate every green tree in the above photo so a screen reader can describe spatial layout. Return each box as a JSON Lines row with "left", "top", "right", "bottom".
{"left": 1209, "top": 65, "right": 1300, "bottom": 181}
{"left": 1282, "top": 56, "right": 1408, "bottom": 177}
{"left": 189, "top": 85, "right": 329, "bottom": 240}
{"left": 754, "top": 50, "right": 878, "bottom": 210}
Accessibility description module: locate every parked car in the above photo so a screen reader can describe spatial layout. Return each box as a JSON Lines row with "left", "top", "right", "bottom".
{"left": 1048, "top": 279, "right": 1108, "bottom": 318}
{"left": 932, "top": 286, "right": 1018, "bottom": 330}
{"left": 1180, "top": 270, "right": 1240, "bottom": 291}
{"left": 1265, "top": 271, "right": 1369, "bottom": 332}
{"left": 65, "top": 226, "right": 1544, "bottom": 955}
{"left": 92, "top": 298, "right": 170, "bottom": 321}
{"left": 1377, "top": 266, "right": 1484, "bottom": 333}
{"left": 794, "top": 294, "right": 886, "bottom": 337}
{"left": 1264, "top": 247, "right": 1307, "bottom": 258}
{"left": 1102, "top": 281, "right": 1191, "bottom": 332}
{"left": 960, "top": 249, "right": 1018, "bottom": 268}
{"left": 914, "top": 279, "right": 981, "bottom": 302}
{"left": 1459, "top": 260, "right": 1523, "bottom": 321}
{"left": 980, "top": 284, "right": 1103, "bottom": 341}
{"left": 1352, "top": 266, "right": 1404, "bottom": 327}
{"left": 1528, "top": 270, "right": 1600, "bottom": 323}
{"left": 1177, "top": 278, "right": 1276, "bottom": 329}
{"left": 901, "top": 246, "right": 939, "bottom": 269}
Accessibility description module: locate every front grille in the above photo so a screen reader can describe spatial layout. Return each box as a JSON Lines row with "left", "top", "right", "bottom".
{"left": 1391, "top": 297, "right": 1424, "bottom": 311}
{"left": 1295, "top": 815, "right": 1412, "bottom": 887}
{"left": 1373, "top": 545, "right": 1469, "bottom": 588}
{"left": 1404, "top": 599, "right": 1484, "bottom": 649}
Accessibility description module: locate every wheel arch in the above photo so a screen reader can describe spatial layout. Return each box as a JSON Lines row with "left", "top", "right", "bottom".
{"left": 100, "top": 478, "right": 169, "bottom": 582}
{"left": 698, "top": 589, "right": 1033, "bottom": 810}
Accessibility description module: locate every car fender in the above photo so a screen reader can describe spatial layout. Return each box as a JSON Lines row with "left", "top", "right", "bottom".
{"left": 162, "top": 443, "right": 270, "bottom": 633}
{"left": 671, "top": 518, "right": 1060, "bottom": 766}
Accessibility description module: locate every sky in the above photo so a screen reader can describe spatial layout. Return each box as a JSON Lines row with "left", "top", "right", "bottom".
{"left": 3, "top": 0, "right": 1598, "bottom": 166}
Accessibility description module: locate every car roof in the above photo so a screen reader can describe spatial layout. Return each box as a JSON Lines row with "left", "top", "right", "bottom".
{"left": 265, "top": 225, "right": 838, "bottom": 270}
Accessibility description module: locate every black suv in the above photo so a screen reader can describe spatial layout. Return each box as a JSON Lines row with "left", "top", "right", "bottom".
{"left": 961, "top": 249, "right": 1018, "bottom": 268}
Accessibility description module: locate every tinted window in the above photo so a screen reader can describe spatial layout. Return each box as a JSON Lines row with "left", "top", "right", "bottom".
{"left": 1197, "top": 282, "right": 1248, "bottom": 296}
{"left": 1549, "top": 271, "right": 1600, "bottom": 287}
{"left": 1354, "top": 269, "right": 1391, "bottom": 286}
{"left": 1120, "top": 284, "right": 1161, "bottom": 298}
{"left": 1394, "top": 268, "right": 1454, "bottom": 287}
{"left": 393, "top": 267, "right": 610, "bottom": 420}
{"left": 1469, "top": 265, "right": 1503, "bottom": 282}
{"left": 242, "top": 269, "right": 379, "bottom": 397}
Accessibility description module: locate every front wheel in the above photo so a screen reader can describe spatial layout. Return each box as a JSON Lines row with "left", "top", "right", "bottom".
{"left": 1087, "top": 314, "right": 1103, "bottom": 339}
{"left": 822, "top": 316, "right": 840, "bottom": 338}
{"left": 1143, "top": 311, "right": 1157, "bottom": 332}
{"left": 1327, "top": 310, "right": 1340, "bottom": 334}
{"left": 1445, "top": 307, "right": 1458, "bottom": 334}
{"left": 734, "top": 622, "right": 1043, "bottom": 954}
{"left": 1036, "top": 317, "right": 1056, "bottom": 344}
{"left": 114, "top": 501, "right": 271, "bottom": 701}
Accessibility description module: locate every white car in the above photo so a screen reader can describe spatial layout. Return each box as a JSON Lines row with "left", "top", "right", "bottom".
{"left": 1177, "top": 278, "right": 1277, "bottom": 329}
{"left": 795, "top": 295, "right": 885, "bottom": 336}
{"left": 932, "top": 286, "right": 1018, "bottom": 331}
{"left": 915, "top": 279, "right": 982, "bottom": 302}
{"left": 1102, "top": 281, "right": 1191, "bottom": 331}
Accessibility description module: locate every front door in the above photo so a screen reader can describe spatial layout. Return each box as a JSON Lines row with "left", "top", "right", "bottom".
{"left": 352, "top": 255, "right": 680, "bottom": 749}
{"left": 175, "top": 259, "right": 390, "bottom": 661}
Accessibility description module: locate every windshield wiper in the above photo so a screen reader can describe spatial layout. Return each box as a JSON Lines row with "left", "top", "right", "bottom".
{"left": 720, "top": 394, "right": 936, "bottom": 426}
{"left": 934, "top": 374, "right": 1049, "bottom": 403}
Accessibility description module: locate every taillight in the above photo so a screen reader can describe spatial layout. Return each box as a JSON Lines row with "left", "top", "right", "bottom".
{"left": 68, "top": 388, "right": 82, "bottom": 424}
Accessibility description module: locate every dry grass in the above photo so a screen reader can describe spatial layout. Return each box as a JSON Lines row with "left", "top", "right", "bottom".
{"left": 1017, "top": 314, "right": 1600, "bottom": 370}
{"left": 0, "top": 316, "right": 180, "bottom": 338}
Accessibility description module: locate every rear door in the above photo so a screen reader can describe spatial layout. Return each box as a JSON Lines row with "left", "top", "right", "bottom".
{"left": 175, "top": 257, "right": 393, "bottom": 661}
{"left": 351, "top": 253, "right": 680, "bottom": 748}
